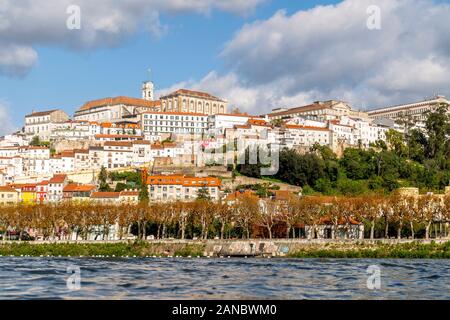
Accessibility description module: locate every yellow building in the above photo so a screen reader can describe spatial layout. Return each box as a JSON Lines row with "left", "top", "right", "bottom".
{"left": 0, "top": 186, "right": 20, "bottom": 205}
{"left": 11, "top": 184, "right": 37, "bottom": 204}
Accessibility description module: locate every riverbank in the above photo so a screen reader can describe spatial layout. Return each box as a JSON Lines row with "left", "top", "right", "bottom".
{"left": 0, "top": 240, "right": 449, "bottom": 258}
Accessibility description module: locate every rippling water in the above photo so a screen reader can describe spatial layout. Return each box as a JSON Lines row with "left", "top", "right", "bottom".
{"left": 0, "top": 258, "right": 448, "bottom": 300}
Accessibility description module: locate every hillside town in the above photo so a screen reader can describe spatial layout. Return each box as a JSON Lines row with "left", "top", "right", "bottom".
{"left": 0, "top": 79, "right": 449, "bottom": 207}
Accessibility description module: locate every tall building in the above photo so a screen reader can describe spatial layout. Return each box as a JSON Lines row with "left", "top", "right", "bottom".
{"left": 159, "top": 89, "right": 228, "bottom": 115}
{"left": 367, "top": 95, "right": 450, "bottom": 123}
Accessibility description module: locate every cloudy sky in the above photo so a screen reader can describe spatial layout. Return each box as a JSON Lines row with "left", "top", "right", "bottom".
{"left": 1, "top": 0, "right": 450, "bottom": 134}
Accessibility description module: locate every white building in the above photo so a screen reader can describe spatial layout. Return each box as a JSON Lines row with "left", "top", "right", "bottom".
{"left": 368, "top": 95, "right": 450, "bottom": 124}
{"left": 24, "top": 110, "right": 70, "bottom": 140}
{"left": 103, "top": 141, "right": 133, "bottom": 169}
{"left": 283, "top": 125, "right": 331, "bottom": 148}
{"left": 141, "top": 111, "right": 209, "bottom": 140}
{"left": 269, "top": 100, "right": 369, "bottom": 122}
{"left": 47, "top": 174, "right": 69, "bottom": 202}
{"left": 147, "top": 175, "right": 221, "bottom": 202}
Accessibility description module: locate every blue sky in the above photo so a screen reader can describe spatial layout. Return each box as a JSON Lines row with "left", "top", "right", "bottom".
{"left": 1, "top": 0, "right": 450, "bottom": 132}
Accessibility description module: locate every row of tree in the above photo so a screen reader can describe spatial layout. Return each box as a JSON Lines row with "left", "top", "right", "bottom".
{"left": 0, "top": 193, "right": 449, "bottom": 241}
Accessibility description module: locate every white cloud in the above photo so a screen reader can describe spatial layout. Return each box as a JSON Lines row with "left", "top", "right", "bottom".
{"left": 0, "top": 44, "right": 38, "bottom": 77}
{"left": 0, "top": 0, "right": 265, "bottom": 76}
{"left": 181, "top": 0, "right": 450, "bottom": 113}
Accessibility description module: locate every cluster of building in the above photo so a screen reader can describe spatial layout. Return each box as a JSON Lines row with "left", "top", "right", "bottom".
{"left": 1, "top": 78, "right": 449, "bottom": 205}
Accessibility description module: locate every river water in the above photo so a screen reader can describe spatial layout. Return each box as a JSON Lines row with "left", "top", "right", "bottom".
{"left": 0, "top": 258, "right": 448, "bottom": 300}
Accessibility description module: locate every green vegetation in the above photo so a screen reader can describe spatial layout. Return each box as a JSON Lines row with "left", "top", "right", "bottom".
{"left": 98, "top": 166, "right": 112, "bottom": 192}
{"left": 29, "top": 136, "right": 51, "bottom": 148}
{"left": 0, "top": 241, "right": 448, "bottom": 259}
{"left": 238, "top": 106, "right": 450, "bottom": 195}
{"left": 0, "top": 242, "right": 205, "bottom": 258}
{"left": 288, "top": 241, "right": 450, "bottom": 259}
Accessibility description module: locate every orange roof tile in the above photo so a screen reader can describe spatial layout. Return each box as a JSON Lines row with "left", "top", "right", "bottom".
{"left": 78, "top": 97, "right": 161, "bottom": 112}
{"left": 49, "top": 174, "right": 67, "bottom": 184}
{"left": 0, "top": 186, "right": 18, "bottom": 193}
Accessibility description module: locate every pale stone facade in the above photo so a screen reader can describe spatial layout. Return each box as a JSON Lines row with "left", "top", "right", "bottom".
{"left": 24, "top": 109, "right": 70, "bottom": 140}
{"left": 368, "top": 95, "right": 450, "bottom": 123}
{"left": 159, "top": 89, "right": 227, "bottom": 115}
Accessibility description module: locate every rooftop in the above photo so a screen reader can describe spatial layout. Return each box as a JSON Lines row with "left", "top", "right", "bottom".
{"left": 77, "top": 97, "right": 161, "bottom": 112}
{"left": 160, "top": 89, "right": 225, "bottom": 102}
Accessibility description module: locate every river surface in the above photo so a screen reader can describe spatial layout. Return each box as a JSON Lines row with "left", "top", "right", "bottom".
{"left": 0, "top": 258, "right": 448, "bottom": 300}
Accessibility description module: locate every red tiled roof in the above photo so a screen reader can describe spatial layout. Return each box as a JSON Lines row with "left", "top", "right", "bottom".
{"left": 49, "top": 174, "right": 67, "bottom": 184}
{"left": 0, "top": 186, "right": 18, "bottom": 193}
{"left": 78, "top": 97, "right": 161, "bottom": 112}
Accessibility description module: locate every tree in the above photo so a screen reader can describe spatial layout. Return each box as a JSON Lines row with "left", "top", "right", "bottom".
{"left": 30, "top": 136, "right": 41, "bottom": 146}
{"left": 385, "top": 129, "right": 407, "bottom": 157}
{"left": 425, "top": 104, "right": 449, "bottom": 159}
{"left": 98, "top": 166, "right": 112, "bottom": 191}
{"left": 356, "top": 195, "right": 383, "bottom": 240}
{"left": 197, "top": 186, "right": 211, "bottom": 201}
{"left": 139, "top": 184, "right": 149, "bottom": 203}
{"left": 234, "top": 193, "right": 259, "bottom": 239}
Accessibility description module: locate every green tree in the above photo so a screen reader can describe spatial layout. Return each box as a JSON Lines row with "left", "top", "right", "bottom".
{"left": 197, "top": 187, "right": 211, "bottom": 201}
{"left": 98, "top": 166, "right": 112, "bottom": 191}
{"left": 30, "top": 136, "right": 41, "bottom": 146}
{"left": 425, "top": 104, "right": 449, "bottom": 159}
{"left": 139, "top": 184, "right": 149, "bottom": 203}
{"left": 385, "top": 129, "right": 407, "bottom": 157}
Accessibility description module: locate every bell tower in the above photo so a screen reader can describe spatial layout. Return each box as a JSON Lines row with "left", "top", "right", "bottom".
{"left": 142, "top": 81, "right": 154, "bottom": 101}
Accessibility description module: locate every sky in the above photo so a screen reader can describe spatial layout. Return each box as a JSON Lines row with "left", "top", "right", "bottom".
{"left": 1, "top": 0, "right": 450, "bottom": 134}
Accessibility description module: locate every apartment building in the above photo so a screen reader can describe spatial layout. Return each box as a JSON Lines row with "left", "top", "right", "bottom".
{"left": 147, "top": 175, "right": 221, "bottom": 202}
{"left": 141, "top": 111, "right": 208, "bottom": 140}
{"left": 24, "top": 109, "right": 70, "bottom": 140}
{"left": 47, "top": 174, "right": 68, "bottom": 202}
{"left": 283, "top": 125, "right": 331, "bottom": 148}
